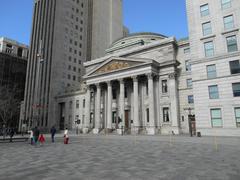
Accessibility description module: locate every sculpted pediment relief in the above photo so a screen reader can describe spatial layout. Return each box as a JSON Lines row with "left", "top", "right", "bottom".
{"left": 92, "top": 60, "right": 144, "bottom": 75}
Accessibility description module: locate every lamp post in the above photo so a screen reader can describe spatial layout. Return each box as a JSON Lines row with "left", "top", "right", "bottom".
{"left": 32, "top": 40, "right": 44, "bottom": 128}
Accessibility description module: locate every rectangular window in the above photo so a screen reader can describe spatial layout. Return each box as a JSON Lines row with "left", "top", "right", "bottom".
{"left": 112, "top": 90, "right": 117, "bottom": 100}
{"left": 226, "top": 36, "right": 238, "bottom": 52}
{"left": 188, "top": 95, "right": 194, "bottom": 104}
{"left": 146, "top": 82, "right": 148, "bottom": 95}
{"left": 146, "top": 108, "right": 149, "bottom": 123}
{"left": 90, "top": 113, "right": 94, "bottom": 124}
{"left": 82, "top": 115, "right": 85, "bottom": 124}
{"left": 187, "top": 79, "right": 193, "bottom": 88}
{"left": 202, "top": 22, "right": 212, "bottom": 36}
{"left": 112, "top": 112, "right": 117, "bottom": 123}
{"left": 221, "top": 0, "right": 231, "bottom": 9}
{"left": 124, "top": 87, "right": 128, "bottom": 98}
{"left": 204, "top": 41, "right": 214, "bottom": 57}
{"left": 229, "top": 60, "right": 240, "bottom": 74}
{"left": 162, "top": 80, "right": 168, "bottom": 93}
{"left": 185, "top": 60, "right": 191, "bottom": 72}
{"left": 184, "top": 48, "right": 190, "bottom": 54}
{"left": 207, "top": 64, "right": 217, "bottom": 79}
{"left": 209, "top": 85, "right": 219, "bottom": 99}
{"left": 224, "top": 15, "right": 234, "bottom": 30}
{"left": 200, "top": 4, "right": 209, "bottom": 17}
{"left": 211, "top": 109, "right": 222, "bottom": 127}
{"left": 83, "top": 99, "right": 85, "bottom": 108}
{"left": 76, "top": 100, "right": 79, "bottom": 109}
{"left": 232, "top": 83, "right": 240, "bottom": 97}
{"left": 163, "top": 108, "right": 170, "bottom": 122}
{"left": 90, "top": 92, "right": 94, "bottom": 101}
{"left": 235, "top": 107, "right": 240, "bottom": 127}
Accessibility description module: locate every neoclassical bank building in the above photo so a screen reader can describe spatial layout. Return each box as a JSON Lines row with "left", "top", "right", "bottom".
{"left": 56, "top": 33, "right": 194, "bottom": 135}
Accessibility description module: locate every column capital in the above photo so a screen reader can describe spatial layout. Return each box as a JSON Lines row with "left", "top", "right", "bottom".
{"left": 85, "top": 85, "right": 91, "bottom": 91}
{"left": 118, "top": 78, "right": 124, "bottom": 84}
{"left": 168, "top": 72, "right": 177, "bottom": 79}
{"left": 96, "top": 83, "right": 101, "bottom": 89}
{"left": 131, "top": 75, "right": 138, "bottom": 82}
{"left": 106, "top": 81, "right": 112, "bottom": 86}
{"left": 146, "top": 73, "right": 155, "bottom": 80}
{"left": 155, "top": 75, "right": 160, "bottom": 81}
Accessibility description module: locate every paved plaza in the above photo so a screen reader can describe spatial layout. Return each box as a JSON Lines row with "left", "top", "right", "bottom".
{"left": 0, "top": 135, "right": 240, "bottom": 180}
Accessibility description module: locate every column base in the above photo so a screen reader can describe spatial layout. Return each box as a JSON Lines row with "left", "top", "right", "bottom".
{"left": 146, "top": 127, "right": 156, "bottom": 135}
{"left": 117, "top": 129, "right": 124, "bottom": 135}
{"left": 131, "top": 127, "right": 139, "bottom": 135}
{"left": 104, "top": 128, "right": 112, "bottom": 134}
{"left": 171, "top": 127, "right": 180, "bottom": 135}
{"left": 93, "top": 128, "right": 100, "bottom": 134}
{"left": 82, "top": 128, "right": 89, "bottom": 134}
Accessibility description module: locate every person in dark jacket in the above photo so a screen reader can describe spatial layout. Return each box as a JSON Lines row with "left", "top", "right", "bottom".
{"left": 9, "top": 128, "right": 15, "bottom": 142}
{"left": 50, "top": 126, "right": 56, "bottom": 143}
{"left": 33, "top": 127, "right": 40, "bottom": 144}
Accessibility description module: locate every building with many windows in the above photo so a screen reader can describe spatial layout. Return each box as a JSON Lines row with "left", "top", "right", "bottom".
{"left": 21, "top": 0, "right": 124, "bottom": 131}
{"left": 21, "top": 0, "right": 240, "bottom": 136}
{"left": 187, "top": 0, "right": 240, "bottom": 136}
{"left": 0, "top": 37, "right": 29, "bottom": 128}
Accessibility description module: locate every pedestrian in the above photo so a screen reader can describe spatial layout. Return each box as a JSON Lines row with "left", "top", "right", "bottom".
{"left": 33, "top": 127, "right": 40, "bottom": 144}
{"left": 64, "top": 128, "right": 69, "bottom": 144}
{"left": 29, "top": 129, "right": 34, "bottom": 145}
{"left": 38, "top": 134, "right": 45, "bottom": 146}
{"left": 50, "top": 126, "right": 56, "bottom": 143}
{"left": 9, "top": 128, "right": 14, "bottom": 142}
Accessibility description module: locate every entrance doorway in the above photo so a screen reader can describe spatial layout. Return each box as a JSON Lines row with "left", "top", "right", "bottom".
{"left": 125, "top": 110, "right": 129, "bottom": 129}
{"left": 188, "top": 115, "right": 196, "bottom": 136}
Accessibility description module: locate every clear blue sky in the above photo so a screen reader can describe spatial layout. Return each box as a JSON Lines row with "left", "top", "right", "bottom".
{"left": 0, "top": 0, "right": 188, "bottom": 45}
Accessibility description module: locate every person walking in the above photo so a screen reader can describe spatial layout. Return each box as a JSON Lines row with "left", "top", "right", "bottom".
{"left": 33, "top": 127, "right": 40, "bottom": 144}
{"left": 38, "top": 134, "right": 45, "bottom": 146}
{"left": 9, "top": 128, "right": 15, "bottom": 142}
{"left": 64, "top": 128, "right": 69, "bottom": 144}
{"left": 50, "top": 126, "right": 56, "bottom": 143}
{"left": 29, "top": 129, "right": 34, "bottom": 145}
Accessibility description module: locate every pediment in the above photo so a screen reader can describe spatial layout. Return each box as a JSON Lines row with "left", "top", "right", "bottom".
{"left": 88, "top": 58, "right": 148, "bottom": 76}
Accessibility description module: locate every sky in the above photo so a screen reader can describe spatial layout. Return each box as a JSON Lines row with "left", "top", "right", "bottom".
{"left": 0, "top": 0, "right": 188, "bottom": 45}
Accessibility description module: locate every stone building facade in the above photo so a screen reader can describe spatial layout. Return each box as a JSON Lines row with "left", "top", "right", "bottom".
{"left": 56, "top": 33, "right": 193, "bottom": 135}
{"left": 187, "top": 0, "right": 240, "bottom": 136}
{"left": 22, "top": 0, "right": 124, "bottom": 131}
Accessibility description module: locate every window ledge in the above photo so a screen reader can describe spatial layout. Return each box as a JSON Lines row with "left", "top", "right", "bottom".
{"left": 161, "top": 94, "right": 169, "bottom": 97}
{"left": 222, "top": 28, "right": 239, "bottom": 35}
{"left": 162, "top": 122, "right": 171, "bottom": 126}
{"left": 200, "top": 34, "right": 216, "bottom": 41}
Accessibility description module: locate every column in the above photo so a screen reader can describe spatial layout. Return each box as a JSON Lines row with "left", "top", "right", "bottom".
{"left": 83, "top": 85, "right": 91, "bottom": 134}
{"left": 169, "top": 72, "right": 180, "bottom": 134}
{"left": 107, "top": 81, "right": 112, "bottom": 131}
{"left": 93, "top": 83, "right": 101, "bottom": 134}
{"left": 156, "top": 76, "right": 160, "bottom": 128}
{"left": 147, "top": 73, "right": 156, "bottom": 135}
{"left": 119, "top": 79, "right": 125, "bottom": 129}
{"left": 133, "top": 76, "right": 139, "bottom": 134}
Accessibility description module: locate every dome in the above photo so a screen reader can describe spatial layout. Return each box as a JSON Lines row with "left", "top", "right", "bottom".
{"left": 106, "top": 32, "right": 168, "bottom": 54}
